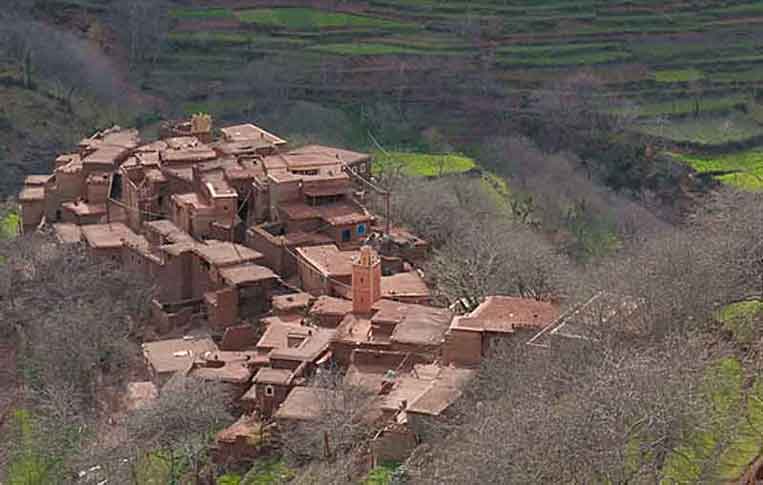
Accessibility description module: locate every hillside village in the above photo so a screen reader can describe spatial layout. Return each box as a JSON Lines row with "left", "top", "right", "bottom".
{"left": 16, "top": 116, "right": 599, "bottom": 472}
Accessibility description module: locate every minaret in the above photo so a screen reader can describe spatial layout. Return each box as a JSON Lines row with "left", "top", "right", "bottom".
{"left": 352, "top": 245, "right": 382, "bottom": 314}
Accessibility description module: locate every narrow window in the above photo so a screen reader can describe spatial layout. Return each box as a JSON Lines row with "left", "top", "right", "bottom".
{"left": 357, "top": 224, "right": 367, "bottom": 236}
{"left": 341, "top": 229, "right": 351, "bottom": 242}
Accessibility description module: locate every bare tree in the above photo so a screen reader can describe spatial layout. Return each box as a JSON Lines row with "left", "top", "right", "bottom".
{"left": 120, "top": 376, "right": 235, "bottom": 485}
{"left": 112, "top": 0, "right": 170, "bottom": 66}
{"left": 427, "top": 217, "right": 574, "bottom": 308}
{"left": 280, "top": 369, "right": 375, "bottom": 465}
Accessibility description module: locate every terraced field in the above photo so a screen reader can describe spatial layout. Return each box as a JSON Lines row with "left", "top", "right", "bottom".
{"left": 36, "top": 0, "right": 763, "bottom": 189}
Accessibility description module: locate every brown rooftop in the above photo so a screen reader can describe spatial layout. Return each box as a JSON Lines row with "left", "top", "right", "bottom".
{"left": 190, "top": 350, "right": 258, "bottom": 384}
{"left": 79, "top": 127, "right": 140, "bottom": 150}
{"left": 161, "top": 147, "right": 218, "bottom": 164}
{"left": 381, "top": 272, "right": 430, "bottom": 299}
{"left": 269, "top": 326, "right": 336, "bottom": 363}
{"left": 144, "top": 219, "right": 195, "bottom": 244}
{"left": 283, "top": 231, "right": 334, "bottom": 247}
{"left": 19, "top": 186, "right": 45, "bottom": 202}
{"left": 295, "top": 245, "right": 358, "bottom": 278}
{"left": 160, "top": 241, "right": 202, "bottom": 257}
{"left": 275, "top": 387, "right": 336, "bottom": 422}
{"left": 214, "top": 140, "right": 273, "bottom": 157}
{"left": 407, "top": 366, "right": 475, "bottom": 416}
{"left": 335, "top": 313, "right": 374, "bottom": 345}
{"left": 283, "top": 145, "right": 370, "bottom": 170}
{"left": 164, "top": 136, "right": 201, "bottom": 150}
{"left": 163, "top": 167, "right": 194, "bottom": 183}
{"left": 52, "top": 223, "right": 82, "bottom": 244}
{"left": 86, "top": 172, "right": 111, "bottom": 185}
{"left": 82, "top": 145, "right": 130, "bottom": 167}
{"left": 216, "top": 414, "right": 264, "bottom": 444}
{"left": 24, "top": 175, "right": 51, "bottom": 186}
{"left": 142, "top": 336, "right": 218, "bottom": 376}
{"left": 309, "top": 295, "right": 353, "bottom": 318}
{"left": 194, "top": 242, "right": 264, "bottom": 268}
{"left": 219, "top": 264, "right": 278, "bottom": 287}
{"left": 221, "top": 123, "right": 286, "bottom": 145}
{"left": 80, "top": 223, "right": 135, "bottom": 249}
{"left": 451, "top": 296, "right": 558, "bottom": 334}
{"left": 253, "top": 367, "right": 294, "bottom": 386}
{"left": 61, "top": 201, "right": 107, "bottom": 217}
{"left": 55, "top": 153, "right": 81, "bottom": 168}
{"left": 272, "top": 292, "right": 313, "bottom": 314}
{"left": 369, "top": 300, "right": 452, "bottom": 346}
{"left": 314, "top": 201, "right": 372, "bottom": 226}
{"left": 278, "top": 202, "right": 320, "bottom": 221}
{"left": 257, "top": 316, "right": 305, "bottom": 351}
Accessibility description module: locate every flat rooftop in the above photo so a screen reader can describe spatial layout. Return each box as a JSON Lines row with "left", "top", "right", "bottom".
{"left": 143, "top": 219, "right": 195, "bottom": 244}
{"left": 221, "top": 123, "right": 286, "bottom": 146}
{"left": 19, "top": 186, "right": 45, "bottom": 202}
{"left": 82, "top": 145, "right": 130, "bottom": 167}
{"left": 370, "top": 300, "right": 452, "bottom": 346}
{"left": 219, "top": 263, "right": 278, "bottom": 287}
{"left": 193, "top": 241, "right": 263, "bottom": 268}
{"left": 61, "top": 201, "right": 107, "bottom": 217}
{"left": 142, "top": 336, "right": 218, "bottom": 375}
{"left": 24, "top": 175, "right": 51, "bottom": 186}
{"left": 283, "top": 145, "right": 370, "bottom": 170}
{"left": 272, "top": 292, "right": 313, "bottom": 314}
{"left": 451, "top": 296, "right": 558, "bottom": 334}
{"left": 314, "top": 201, "right": 372, "bottom": 226}
{"left": 295, "top": 244, "right": 358, "bottom": 278}
{"left": 381, "top": 272, "right": 430, "bottom": 300}
{"left": 253, "top": 367, "right": 294, "bottom": 386}
{"left": 275, "top": 387, "right": 337, "bottom": 422}
{"left": 257, "top": 316, "right": 306, "bottom": 351}
{"left": 269, "top": 326, "right": 336, "bottom": 363}
{"left": 80, "top": 223, "right": 136, "bottom": 249}
{"left": 309, "top": 295, "right": 353, "bottom": 318}
{"left": 52, "top": 223, "right": 82, "bottom": 244}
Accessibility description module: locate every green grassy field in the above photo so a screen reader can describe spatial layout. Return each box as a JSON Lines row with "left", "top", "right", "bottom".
{"left": 661, "top": 357, "right": 763, "bottom": 483}
{"left": 669, "top": 148, "right": 763, "bottom": 190}
{"left": 34, "top": 0, "right": 763, "bottom": 188}
{"left": 234, "top": 8, "right": 412, "bottom": 31}
{"left": 153, "top": 2, "right": 763, "bottom": 134}
{"left": 718, "top": 299, "right": 763, "bottom": 344}
{"left": 373, "top": 151, "right": 477, "bottom": 176}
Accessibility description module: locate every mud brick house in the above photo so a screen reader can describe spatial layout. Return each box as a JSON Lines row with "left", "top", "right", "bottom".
{"left": 274, "top": 386, "right": 339, "bottom": 424}
{"left": 220, "top": 123, "right": 287, "bottom": 150}
{"left": 271, "top": 292, "right": 314, "bottom": 317}
{"left": 19, "top": 126, "right": 139, "bottom": 230}
{"left": 188, "top": 350, "right": 260, "bottom": 393}
{"left": 244, "top": 367, "right": 299, "bottom": 417}
{"left": 52, "top": 222, "right": 83, "bottom": 244}
{"left": 294, "top": 244, "right": 356, "bottom": 297}
{"left": 80, "top": 222, "right": 142, "bottom": 261}
{"left": 213, "top": 415, "right": 274, "bottom": 462}
{"left": 18, "top": 176, "right": 48, "bottom": 232}
{"left": 142, "top": 336, "right": 218, "bottom": 384}
{"left": 332, "top": 299, "right": 452, "bottom": 366}
{"left": 443, "top": 296, "right": 559, "bottom": 367}
{"left": 308, "top": 295, "right": 354, "bottom": 328}
{"left": 299, "top": 245, "right": 452, "bottom": 365}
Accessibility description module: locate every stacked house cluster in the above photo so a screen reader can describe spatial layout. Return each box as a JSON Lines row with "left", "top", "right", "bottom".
{"left": 17, "top": 117, "right": 562, "bottom": 466}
